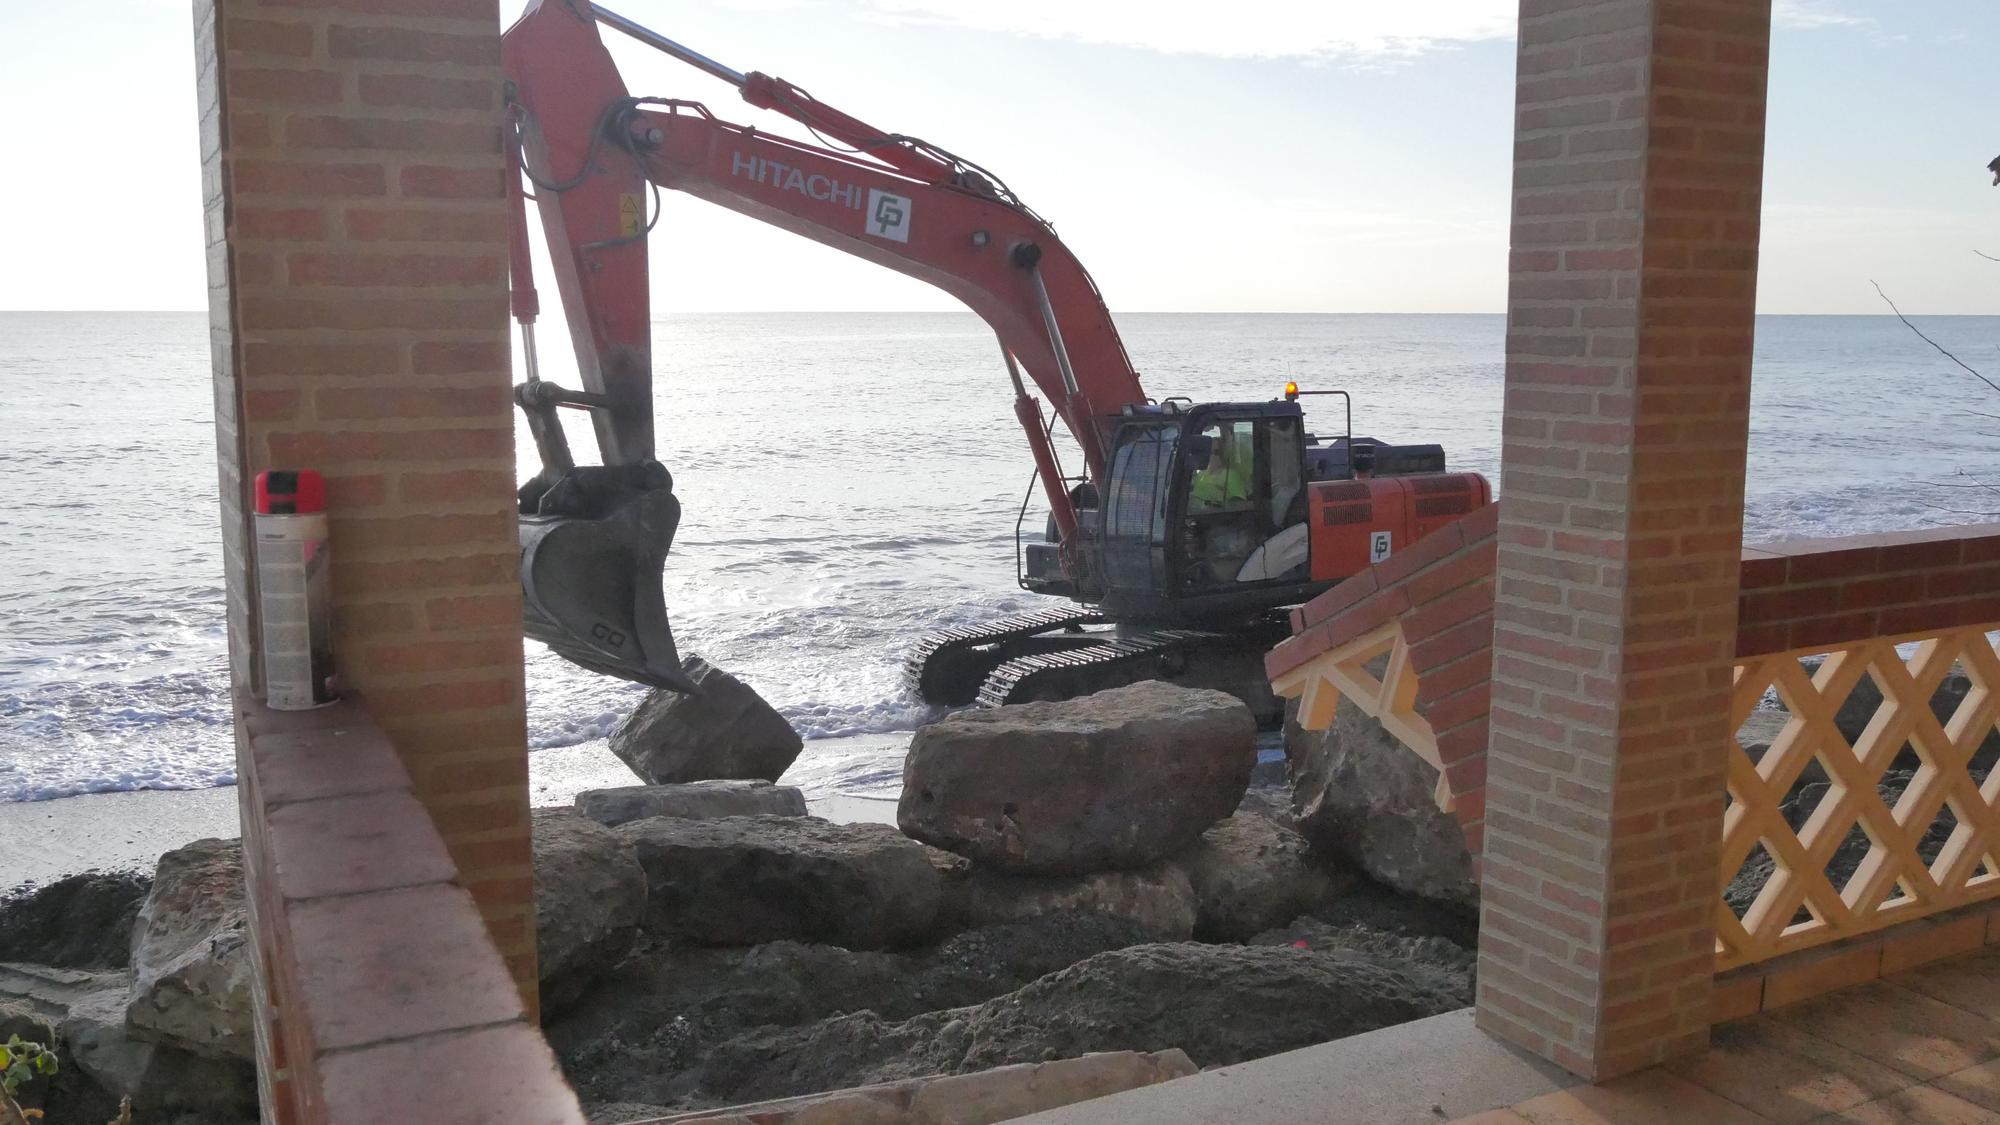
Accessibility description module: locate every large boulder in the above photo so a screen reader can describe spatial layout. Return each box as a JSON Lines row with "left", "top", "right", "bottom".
{"left": 125, "top": 838, "right": 254, "bottom": 1060}
{"left": 533, "top": 809, "right": 648, "bottom": 1014}
{"left": 615, "top": 816, "right": 940, "bottom": 949}
{"left": 1287, "top": 697, "right": 1478, "bottom": 911}
{"left": 1176, "top": 806, "right": 1349, "bottom": 941}
{"left": 576, "top": 781, "right": 808, "bottom": 828}
{"left": 0, "top": 871, "right": 151, "bottom": 971}
{"left": 610, "top": 657, "right": 804, "bottom": 784}
{"left": 61, "top": 984, "right": 257, "bottom": 1118}
{"left": 899, "top": 681, "right": 1256, "bottom": 875}
{"left": 937, "top": 862, "right": 1198, "bottom": 941}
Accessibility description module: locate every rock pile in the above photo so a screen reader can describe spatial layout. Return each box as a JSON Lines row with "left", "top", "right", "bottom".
{"left": 1, "top": 678, "right": 1483, "bottom": 1122}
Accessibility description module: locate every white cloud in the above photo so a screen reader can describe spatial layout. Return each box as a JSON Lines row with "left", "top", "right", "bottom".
{"left": 1772, "top": 0, "right": 1874, "bottom": 31}
{"left": 849, "top": 0, "right": 1517, "bottom": 60}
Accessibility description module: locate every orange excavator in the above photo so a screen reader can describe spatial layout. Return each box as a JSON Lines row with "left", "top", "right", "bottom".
{"left": 501, "top": 1, "right": 1491, "bottom": 717}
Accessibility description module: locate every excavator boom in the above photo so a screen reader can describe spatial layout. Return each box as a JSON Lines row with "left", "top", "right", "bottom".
{"left": 501, "top": 0, "right": 1147, "bottom": 688}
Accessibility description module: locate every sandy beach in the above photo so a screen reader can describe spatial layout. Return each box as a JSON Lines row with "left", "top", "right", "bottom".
{"left": 1, "top": 735, "right": 907, "bottom": 891}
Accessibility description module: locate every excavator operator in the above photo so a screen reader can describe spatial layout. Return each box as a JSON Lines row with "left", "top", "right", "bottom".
{"left": 1188, "top": 424, "right": 1254, "bottom": 513}
{"left": 1186, "top": 423, "right": 1257, "bottom": 587}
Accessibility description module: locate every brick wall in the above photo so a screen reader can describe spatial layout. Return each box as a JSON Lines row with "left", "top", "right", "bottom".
{"left": 1738, "top": 523, "right": 2000, "bottom": 657}
{"left": 194, "top": 0, "right": 538, "bottom": 1009}
{"left": 1481, "top": 0, "right": 1771, "bottom": 1080}
{"left": 1271, "top": 518, "right": 2000, "bottom": 851}
{"left": 1268, "top": 504, "right": 1501, "bottom": 862}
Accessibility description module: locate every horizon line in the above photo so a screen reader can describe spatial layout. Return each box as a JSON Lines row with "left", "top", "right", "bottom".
{"left": 3, "top": 309, "right": 1996, "bottom": 318}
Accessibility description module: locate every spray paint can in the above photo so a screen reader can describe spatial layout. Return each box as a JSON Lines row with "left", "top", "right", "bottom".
{"left": 253, "top": 469, "right": 336, "bottom": 709}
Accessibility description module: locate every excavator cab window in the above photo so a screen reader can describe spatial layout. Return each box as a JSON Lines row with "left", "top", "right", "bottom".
{"left": 1100, "top": 423, "right": 1180, "bottom": 593}
{"left": 1179, "top": 414, "right": 1310, "bottom": 590}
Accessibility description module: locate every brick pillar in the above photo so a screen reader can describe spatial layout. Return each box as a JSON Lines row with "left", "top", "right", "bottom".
{"left": 1476, "top": 0, "right": 1770, "bottom": 1080}
{"left": 195, "top": 0, "right": 538, "bottom": 1009}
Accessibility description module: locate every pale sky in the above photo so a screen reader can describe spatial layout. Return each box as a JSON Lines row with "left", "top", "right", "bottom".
{"left": 1, "top": 0, "right": 1994, "bottom": 313}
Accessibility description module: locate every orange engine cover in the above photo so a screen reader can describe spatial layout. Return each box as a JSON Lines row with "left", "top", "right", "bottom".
{"left": 1307, "top": 472, "right": 1492, "bottom": 584}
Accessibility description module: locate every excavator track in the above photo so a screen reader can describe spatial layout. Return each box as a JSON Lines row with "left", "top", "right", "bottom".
{"left": 976, "top": 627, "right": 1225, "bottom": 708}
{"left": 903, "top": 606, "right": 1111, "bottom": 707}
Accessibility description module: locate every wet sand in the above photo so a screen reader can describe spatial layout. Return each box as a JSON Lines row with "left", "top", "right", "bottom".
{"left": 1, "top": 735, "right": 907, "bottom": 891}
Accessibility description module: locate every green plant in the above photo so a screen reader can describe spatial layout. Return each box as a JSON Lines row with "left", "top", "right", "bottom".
{"left": 0, "top": 1033, "right": 56, "bottom": 1123}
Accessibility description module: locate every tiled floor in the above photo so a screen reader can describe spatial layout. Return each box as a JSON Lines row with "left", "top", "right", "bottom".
{"left": 1453, "top": 946, "right": 2000, "bottom": 1124}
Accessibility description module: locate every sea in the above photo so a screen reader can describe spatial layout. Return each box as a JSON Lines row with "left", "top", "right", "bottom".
{"left": 1, "top": 311, "right": 1994, "bottom": 804}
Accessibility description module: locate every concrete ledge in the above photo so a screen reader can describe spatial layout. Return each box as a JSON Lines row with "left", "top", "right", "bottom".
{"left": 638, "top": 1050, "right": 1196, "bottom": 1125}
{"left": 237, "top": 693, "right": 583, "bottom": 1123}
{"left": 1015, "top": 1009, "right": 1572, "bottom": 1125}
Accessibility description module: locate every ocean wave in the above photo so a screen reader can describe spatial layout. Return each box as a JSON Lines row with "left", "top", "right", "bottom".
{"left": 518, "top": 692, "right": 940, "bottom": 752}
{"left": 782, "top": 696, "right": 942, "bottom": 740}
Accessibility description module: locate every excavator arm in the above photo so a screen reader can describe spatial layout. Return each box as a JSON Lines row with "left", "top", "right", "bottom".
{"left": 501, "top": 0, "right": 1148, "bottom": 688}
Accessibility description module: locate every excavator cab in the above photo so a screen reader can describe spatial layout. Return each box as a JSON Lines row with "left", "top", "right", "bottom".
{"left": 1079, "top": 401, "right": 1320, "bottom": 620}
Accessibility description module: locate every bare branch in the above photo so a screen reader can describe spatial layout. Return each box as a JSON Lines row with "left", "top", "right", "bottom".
{"left": 1872, "top": 280, "right": 2000, "bottom": 397}
{"left": 1977, "top": 248, "right": 2000, "bottom": 263}
{"left": 1920, "top": 502, "right": 2000, "bottom": 516}
{"left": 1956, "top": 468, "right": 2000, "bottom": 498}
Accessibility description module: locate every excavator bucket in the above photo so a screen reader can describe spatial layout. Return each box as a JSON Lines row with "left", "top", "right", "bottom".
{"left": 518, "top": 463, "right": 700, "bottom": 695}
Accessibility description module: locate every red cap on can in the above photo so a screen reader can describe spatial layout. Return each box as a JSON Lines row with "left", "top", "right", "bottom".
{"left": 255, "top": 469, "right": 326, "bottom": 515}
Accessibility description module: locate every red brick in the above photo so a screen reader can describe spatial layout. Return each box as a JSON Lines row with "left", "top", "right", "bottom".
{"left": 289, "top": 252, "right": 502, "bottom": 288}
{"left": 1405, "top": 542, "right": 1500, "bottom": 606}
{"left": 1411, "top": 613, "right": 1496, "bottom": 674}
{"left": 228, "top": 67, "right": 343, "bottom": 105}
{"left": 262, "top": 0, "right": 496, "bottom": 15}
{"left": 1322, "top": 586, "right": 1412, "bottom": 651}
{"left": 233, "top": 159, "right": 387, "bottom": 197}
{"left": 242, "top": 340, "right": 401, "bottom": 378}
{"left": 412, "top": 341, "right": 507, "bottom": 375}
{"left": 400, "top": 165, "right": 504, "bottom": 199}
{"left": 236, "top": 206, "right": 327, "bottom": 240}
{"left": 1298, "top": 569, "right": 1378, "bottom": 630}
{"left": 1264, "top": 625, "right": 1327, "bottom": 680}
{"left": 224, "top": 17, "right": 315, "bottom": 57}
{"left": 326, "top": 24, "right": 498, "bottom": 65}
{"left": 399, "top": 469, "right": 517, "bottom": 504}
{"left": 1878, "top": 597, "right": 2000, "bottom": 639}
{"left": 266, "top": 426, "right": 511, "bottom": 464}
{"left": 335, "top": 553, "right": 516, "bottom": 595}
{"left": 1373, "top": 520, "right": 1467, "bottom": 587}
{"left": 1416, "top": 648, "right": 1493, "bottom": 707}
{"left": 335, "top": 512, "right": 516, "bottom": 553}
{"left": 1405, "top": 578, "right": 1497, "bottom": 645}
{"left": 418, "top": 754, "right": 529, "bottom": 795}
{"left": 244, "top": 388, "right": 302, "bottom": 421}
{"left": 344, "top": 207, "right": 507, "bottom": 243}
{"left": 360, "top": 73, "right": 496, "bottom": 112}
{"left": 315, "top": 386, "right": 510, "bottom": 422}
{"left": 370, "top": 677, "right": 519, "bottom": 718}
{"left": 287, "top": 116, "right": 500, "bottom": 156}
{"left": 324, "top": 472, "right": 390, "bottom": 507}
{"left": 1425, "top": 682, "right": 1492, "bottom": 735}
{"left": 426, "top": 593, "right": 525, "bottom": 631}
{"left": 358, "top": 638, "right": 520, "bottom": 676}
{"left": 239, "top": 294, "right": 504, "bottom": 331}
{"left": 1927, "top": 563, "right": 2000, "bottom": 600}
